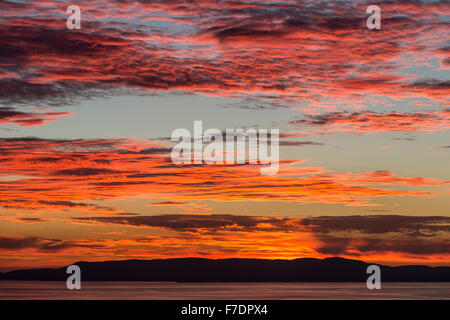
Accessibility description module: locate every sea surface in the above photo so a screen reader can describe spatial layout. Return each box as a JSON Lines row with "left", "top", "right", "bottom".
{"left": 0, "top": 281, "right": 449, "bottom": 300}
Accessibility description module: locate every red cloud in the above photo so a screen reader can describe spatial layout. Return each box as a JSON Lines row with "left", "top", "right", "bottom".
{"left": 0, "top": 137, "right": 447, "bottom": 216}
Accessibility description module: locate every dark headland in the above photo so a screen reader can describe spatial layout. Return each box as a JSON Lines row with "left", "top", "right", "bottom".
{"left": 1, "top": 257, "right": 449, "bottom": 282}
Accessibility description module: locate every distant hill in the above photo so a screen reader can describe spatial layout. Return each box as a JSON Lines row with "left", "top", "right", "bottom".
{"left": 1, "top": 257, "right": 449, "bottom": 282}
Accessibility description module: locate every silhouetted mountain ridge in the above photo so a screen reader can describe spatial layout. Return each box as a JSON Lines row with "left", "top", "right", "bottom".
{"left": 1, "top": 257, "right": 449, "bottom": 282}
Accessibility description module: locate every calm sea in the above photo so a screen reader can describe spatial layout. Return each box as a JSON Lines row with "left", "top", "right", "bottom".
{"left": 0, "top": 281, "right": 449, "bottom": 300}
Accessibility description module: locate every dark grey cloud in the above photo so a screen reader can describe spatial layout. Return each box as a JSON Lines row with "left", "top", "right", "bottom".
{"left": 74, "top": 214, "right": 450, "bottom": 239}
{"left": 52, "top": 168, "right": 121, "bottom": 176}
{"left": 0, "top": 236, "right": 103, "bottom": 251}
{"left": 315, "top": 236, "right": 450, "bottom": 256}
{"left": 14, "top": 218, "right": 49, "bottom": 223}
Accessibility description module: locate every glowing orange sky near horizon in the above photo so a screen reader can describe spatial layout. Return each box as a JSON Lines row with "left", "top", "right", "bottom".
{"left": 0, "top": 0, "right": 449, "bottom": 271}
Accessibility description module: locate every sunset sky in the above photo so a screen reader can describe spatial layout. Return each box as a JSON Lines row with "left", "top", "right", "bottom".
{"left": 0, "top": 0, "right": 449, "bottom": 271}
